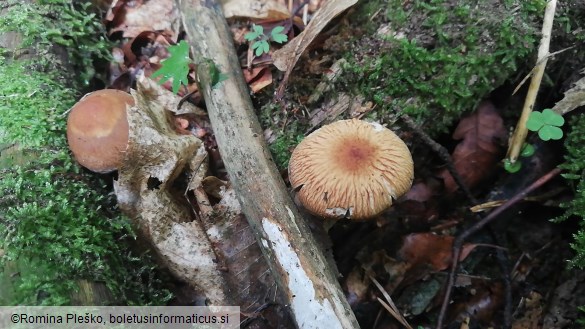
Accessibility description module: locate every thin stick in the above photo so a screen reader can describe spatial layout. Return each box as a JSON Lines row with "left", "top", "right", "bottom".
{"left": 506, "top": 0, "right": 557, "bottom": 163}
{"left": 435, "top": 167, "right": 561, "bottom": 328}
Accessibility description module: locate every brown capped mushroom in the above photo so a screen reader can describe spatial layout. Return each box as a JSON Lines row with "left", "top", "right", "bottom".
{"left": 66, "top": 89, "right": 134, "bottom": 173}
{"left": 288, "top": 119, "right": 414, "bottom": 220}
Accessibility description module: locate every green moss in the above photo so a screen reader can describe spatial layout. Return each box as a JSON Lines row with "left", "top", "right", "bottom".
{"left": 558, "top": 114, "right": 585, "bottom": 269}
{"left": 0, "top": 3, "right": 170, "bottom": 305}
{"left": 270, "top": 131, "right": 305, "bottom": 170}
{"left": 259, "top": 102, "right": 308, "bottom": 170}
{"left": 341, "top": 0, "right": 545, "bottom": 135}
{"left": 0, "top": 63, "right": 73, "bottom": 148}
{"left": 0, "top": 0, "right": 112, "bottom": 85}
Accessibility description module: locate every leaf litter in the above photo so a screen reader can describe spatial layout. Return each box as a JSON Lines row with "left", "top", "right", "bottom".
{"left": 83, "top": 0, "right": 585, "bottom": 327}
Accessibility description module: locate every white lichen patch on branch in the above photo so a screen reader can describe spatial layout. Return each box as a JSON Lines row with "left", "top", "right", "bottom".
{"left": 261, "top": 215, "right": 343, "bottom": 329}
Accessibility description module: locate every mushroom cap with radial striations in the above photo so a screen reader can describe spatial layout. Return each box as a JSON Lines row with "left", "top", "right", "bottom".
{"left": 288, "top": 119, "right": 414, "bottom": 220}
{"left": 66, "top": 89, "right": 134, "bottom": 173}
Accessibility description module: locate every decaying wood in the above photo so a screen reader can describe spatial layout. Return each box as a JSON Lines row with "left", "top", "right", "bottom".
{"left": 176, "top": 0, "right": 360, "bottom": 327}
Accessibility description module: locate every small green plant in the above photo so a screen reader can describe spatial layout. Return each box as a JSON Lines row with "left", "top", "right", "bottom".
{"left": 244, "top": 24, "right": 288, "bottom": 57}
{"left": 151, "top": 41, "right": 228, "bottom": 94}
{"left": 503, "top": 143, "right": 535, "bottom": 173}
{"left": 526, "top": 109, "right": 565, "bottom": 141}
{"left": 504, "top": 109, "right": 564, "bottom": 173}
{"left": 151, "top": 41, "right": 192, "bottom": 94}
{"left": 556, "top": 114, "right": 585, "bottom": 269}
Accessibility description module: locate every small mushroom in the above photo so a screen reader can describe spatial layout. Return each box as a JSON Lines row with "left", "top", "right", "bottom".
{"left": 288, "top": 119, "right": 414, "bottom": 220}
{"left": 66, "top": 89, "right": 134, "bottom": 173}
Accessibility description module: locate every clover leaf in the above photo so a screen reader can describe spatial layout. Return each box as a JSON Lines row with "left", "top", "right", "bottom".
{"left": 526, "top": 109, "right": 565, "bottom": 141}
{"left": 244, "top": 24, "right": 288, "bottom": 57}
{"left": 520, "top": 143, "right": 535, "bottom": 157}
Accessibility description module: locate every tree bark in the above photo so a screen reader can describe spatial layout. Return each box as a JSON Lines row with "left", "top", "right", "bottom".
{"left": 176, "top": 1, "right": 360, "bottom": 328}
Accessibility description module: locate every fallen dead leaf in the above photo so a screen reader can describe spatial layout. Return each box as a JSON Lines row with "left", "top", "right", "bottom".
{"left": 448, "top": 281, "right": 504, "bottom": 325}
{"left": 243, "top": 66, "right": 273, "bottom": 93}
{"left": 272, "top": 0, "right": 358, "bottom": 76}
{"left": 438, "top": 101, "right": 507, "bottom": 193}
{"left": 396, "top": 179, "right": 444, "bottom": 225}
{"left": 397, "top": 233, "right": 477, "bottom": 272}
{"left": 220, "top": 0, "right": 290, "bottom": 19}
{"left": 201, "top": 176, "right": 230, "bottom": 199}
{"left": 107, "top": 0, "right": 180, "bottom": 41}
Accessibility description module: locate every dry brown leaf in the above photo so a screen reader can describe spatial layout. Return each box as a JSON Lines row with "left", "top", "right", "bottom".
{"left": 438, "top": 101, "right": 507, "bottom": 193}
{"left": 107, "top": 0, "right": 180, "bottom": 41}
{"left": 397, "top": 233, "right": 477, "bottom": 272}
{"left": 448, "top": 281, "right": 504, "bottom": 325}
{"left": 220, "top": 0, "right": 290, "bottom": 19}
{"left": 272, "top": 0, "right": 358, "bottom": 73}
{"left": 243, "top": 66, "right": 273, "bottom": 93}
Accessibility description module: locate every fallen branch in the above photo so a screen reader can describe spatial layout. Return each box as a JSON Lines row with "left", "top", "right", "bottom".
{"left": 176, "top": 0, "right": 360, "bottom": 328}
{"left": 435, "top": 167, "right": 562, "bottom": 328}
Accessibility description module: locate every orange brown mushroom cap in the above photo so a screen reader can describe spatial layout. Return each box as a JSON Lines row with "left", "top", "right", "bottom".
{"left": 288, "top": 119, "right": 414, "bottom": 220}
{"left": 66, "top": 89, "right": 134, "bottom": 173}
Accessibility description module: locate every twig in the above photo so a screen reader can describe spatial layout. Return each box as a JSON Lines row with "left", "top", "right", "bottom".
{"left": 401, "top": 114, "right": 477, "bottom": 204}
{"left": 512, "top": 46, "right": 576, "bottom": 95}
{"left": 435, "top": 167, "right": 562, "bottom": 328}
{"left": 506, "top": 0, "right": 557, "bottom": 163}
{"left": 370, "top": 276, "right": 413, "bottom": 329}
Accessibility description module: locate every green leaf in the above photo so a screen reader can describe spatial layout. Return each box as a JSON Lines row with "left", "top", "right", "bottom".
{"left": 200, "top": 58, "right": 229, "bottom": 89}
{"left": 245, "top": 24, "right": 264, "bottom": 41}
{"left": 526, "top": 111, "right": 545, "bottom": 132}
{"left": 539, "top": 125, "right": 563, "bottom": 141}
{"left": 520, "top": 143, "right": 535, "bottom": 157}
{"left": 253, "top": 40, "right": 270, "bottom": 56}
{"left": 244, "top": 32, "right": 257, "bottom": 41}
{"left": 253, "top": 24, "right": 264, "bottom": 35}
{"left": 213, "top": 73, "right": 229, "bottom": 89}
{"left": 271, "top": 26, "right": 285, "bottom": 35}
{"left": 251, "top": 41, "right": 262, "bottom": 50}
{"left": 270, "top": 26, "right": 288, "bottom": 43}
{"left": 504, "top": 159, "right": 522, "bottom": 173}
{"left": 542, "top": 108, "right": 565, "bottom": 127}
{"left": 151, "top": 40, "right": 192, "bottom": 94}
